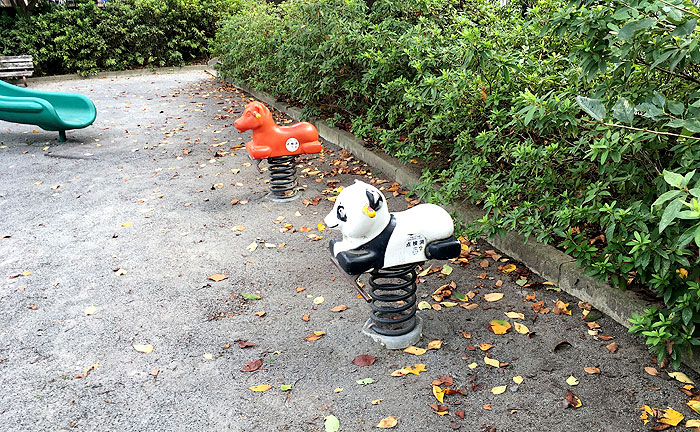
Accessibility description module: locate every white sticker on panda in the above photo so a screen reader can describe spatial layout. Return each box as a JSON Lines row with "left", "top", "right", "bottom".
{"left": 285, "top": 138, "right": 300, "bottom": 152}
{"left": 405, "top": 234, "right": 426, "bottom": 255}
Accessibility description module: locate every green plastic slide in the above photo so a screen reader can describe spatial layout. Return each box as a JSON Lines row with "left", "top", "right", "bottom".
{"left": 0, "top": 79, "right": 97, "bottom": 142}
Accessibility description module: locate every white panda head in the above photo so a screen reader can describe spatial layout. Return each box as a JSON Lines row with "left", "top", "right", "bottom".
{"left": 324, "top": 180, "right": 391, "bottom": 242}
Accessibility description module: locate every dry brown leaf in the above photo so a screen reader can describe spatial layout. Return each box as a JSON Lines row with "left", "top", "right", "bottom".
{"left": 208, "top": 274, "right": 227, "bottom": 282}
{"left": 330, "top": 305, "right": 347, "bottom": 312}
{"left": 605, "top": 342, "right": 619, "bottom": 353}
{"left": 645, "top": 366, "right": 659, "bottom": 376}
{"left": 377, "top": 416, "right": 398, "bottom": 429}
{"left": 584, "top": 366, "right": 601, "bottom": 374}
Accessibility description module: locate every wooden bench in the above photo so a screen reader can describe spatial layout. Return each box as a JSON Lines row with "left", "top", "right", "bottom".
{"left": 0, "top": 55, "right": 34, "bottom": 87}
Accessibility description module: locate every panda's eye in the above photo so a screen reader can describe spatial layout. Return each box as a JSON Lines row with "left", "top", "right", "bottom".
{"left": 337, "top": 205, "right": 347, "bottom": 222}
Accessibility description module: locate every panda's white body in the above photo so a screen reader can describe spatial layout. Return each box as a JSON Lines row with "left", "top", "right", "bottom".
{"left": 324, "top": 180, "right": 455, "bottom": 270}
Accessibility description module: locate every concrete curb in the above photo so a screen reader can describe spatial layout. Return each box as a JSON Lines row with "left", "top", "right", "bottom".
{"left": 229, "top": 80, "right": 700, "bottom": 372}
{"left": 25, "top": 65, "right": 211, "bottom": 84}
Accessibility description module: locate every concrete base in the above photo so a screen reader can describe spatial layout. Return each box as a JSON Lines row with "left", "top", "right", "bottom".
{"left": 362, "top": 316, "right": 423, "bottom": 350}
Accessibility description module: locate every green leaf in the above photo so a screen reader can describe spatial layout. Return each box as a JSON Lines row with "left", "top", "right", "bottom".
{"left": 618, "top": 18, "right": 656, "bottom": 41}
{"left": 355, "top": 378, "right": 375, "bottom": 385}
{"left": 576, "top": 96, "right": 606, "bottom": 121}
{"left": 454, "top": 292, "right": 467, "bottom": 301}
{"left": 324, "top": 415, "right": 340, "bottom": 432}
{"left": 668, "top": 101, "right": 685, "bottom": 116}
{"left": 280, "top": 384, "right": 292, "bottom": 391}
{"left": 652, "top": 190, "right": 683, "bottom": 208}
{"left": 241, "top": 293, "right": 261, "bottom": 300}
{"left": 672, "top": 19, "right": 697, "bottom": 37}
{"left": 663, "top": 170, "right": 685, "bottom": 188}
{"left": 683, "top": 119, "right": 700, "bottom": 133}
{"left": 659, "top": 199, "right": 684, "bottom": 233}
{"left": 612, "top": 97, "right": 635, "bottom": 125}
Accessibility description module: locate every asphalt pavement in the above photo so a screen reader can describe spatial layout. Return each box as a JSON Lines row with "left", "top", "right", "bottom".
{"left": 0, "top": 69, "right": 698, "bottom": 431}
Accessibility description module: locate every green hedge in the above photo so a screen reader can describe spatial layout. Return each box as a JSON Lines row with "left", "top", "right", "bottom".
{"left": 0, "top": 0, "right": 239, "bottom": 76}
{"left": 214, "top": 0, "right": 700, "bottom": 367}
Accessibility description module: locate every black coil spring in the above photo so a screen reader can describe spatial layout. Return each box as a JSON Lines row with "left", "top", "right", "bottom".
{"left": 367, "top": 263, "right": 419, "bottom": 336}
{"left": 268, "top": 155, "right": 297, "bottom": 198}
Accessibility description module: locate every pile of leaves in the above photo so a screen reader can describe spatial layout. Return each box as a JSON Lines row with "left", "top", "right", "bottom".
{"left": 215, "top": 0, "right": 700, "bottom": 367}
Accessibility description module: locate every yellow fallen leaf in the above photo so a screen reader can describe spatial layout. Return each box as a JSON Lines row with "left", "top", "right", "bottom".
{"left": 84, "top": 305, "right": 97, "bottom": 316}
{"left": 505, "top": 312, "right": 525, "bottom": 319}
{"left": 513, "top": 322, "right": 530, "bottom": 334}
{"left": 468, "top": 362, "right": 478, "bottom": 369}
{"left": 317, "top": 223, "right": 326, "bottom": 231}
{"left": 371, "top": 399, "right": 383, "bottom": 405}
{"left": 479, "top": 343, "right": 494, "bottom": 351}
{"left": 566, "top": 375, "right": 579, "bottom": 386}
{"left": 418, "top": 301, "right": 431, "bottom": 310}
{"left": 313, "top": 296, "right": 325, "bottom": 305}
{"left": 553, "top": 300, "right": 572, "bottom": 315}
{"left": 433, "top": 386, "right": 445, "bottom": 403}
{"left": 417, "top": 266, "right": 432, "bottom": 277}
{"left": 513, "top": 376, "right": 524, "bottom": 385}
{"left": 249, "top": 384, "right": 272, "bottom": 392}
{"left": 687, "top": 419, "right": 700, "bottom": 427}
{"left": 133, "top": 344, "right": 153, "bottom": 354}
{"left": 334, "top": 388, "right": 343, "bottom": 393}
{"left": 484, "top": 356, "right": 500, "bottom": 368}
{"left": 121, "top": 222, "right": 133, "bottom": 227}
{"left": 483, "top": 293, "right": 504, "bottom": 302}
{"left": 669, "top": 371, "right": 694, "bottom": 384}
{"left": 441, "top": 264, "right": 453, "bottom": 276}
{"left": 246, "top": 242, "right": 258, "bottom": 252}
{"left": 203, "top": 353, "right": 213, "bottom": 360}
{"left": 658, "top": 407, "right": 684, "bottom": 426}
{"left": 688, "top": 400, "right": 700, "bottom": 414}
{"left": 440, "top": 301, "right": 458, "bottom": 307}
{"left": 208, "top": 274, "right": 227, "bottom": 282}
{"left": 491, "top": 385, "right": 507, "bottom": 395}
{"left": 391, "top": 369, "right": 409, "bottom": 377}
{"left": 489, "top": 320, "right": 512, "bottom": 335}
{"left": 377, "top": 416, "right": 398, "bottom": 429}
{"left": 22, "top": 270, "right": 32, "bottom": 276}
{"left": 427, "top": 340, "right": 443, "bottom": 350}
{"left": 404, "top": 346, "right": 426, "bottom": 356}
{"left": 640, "top": 405, "right": 654, "bottom": 425}
{"left": 502, "top": 264, "right": 517, "bottom": 272}
{"left": 407, "top": 364, "right": 426, "bottom": 375}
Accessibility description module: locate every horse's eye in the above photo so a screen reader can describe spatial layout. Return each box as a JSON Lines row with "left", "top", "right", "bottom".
{"left": 337, "top": 205, "right": 347, "bottom": 222}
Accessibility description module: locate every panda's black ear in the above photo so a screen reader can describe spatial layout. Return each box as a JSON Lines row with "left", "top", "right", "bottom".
{"left": 365, "top": 189, "right": 383, "bottom": 211}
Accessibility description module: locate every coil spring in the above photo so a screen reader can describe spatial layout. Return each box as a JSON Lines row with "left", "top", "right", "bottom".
{"left": 367, "top": 263, "right": 419, "bottom": 336}
{"left": 267, "top": 155, "right": 297, "bottom": 198}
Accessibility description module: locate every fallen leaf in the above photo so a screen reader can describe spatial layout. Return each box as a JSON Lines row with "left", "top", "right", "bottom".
{"left": 483, "top": 293, "right": 504, "bottom": 302}
{"left": 480, "top": 343, "right": 494, "bottom": 351}
{"left": 313, "top": 296, "right": 325, "bottom": 305}
{"left": 468, "top": 362, "right": 477, "bottom": 369}
{"left": 566, "top": 375, "right": 579, "bottom": 386}
{"left": 241, "top": 359, "right": 262, "bottom": 372}
{"left": 513, "top": 376, "right": 524, "bottom": 385}
{"left": 584, "top": 367, "right": 601, "bottom": 374}
{"left": 330, "top": 305, "right": 347, "bottom": 312}
{"left": 456, "top": 410, "right": 465, "bottom": 419}
{"left": 565, "top": 389, "right": 582, "bottom": 408}
{"left": 505, "top": 312, "right": 525, "bottom": 320}
{"left": 241, "top": 293, "right": 261, "bottom": 300}
{"left": 427, "top": 340, "right": 443, "bottom": 350}
{"left": 441, "top": 264, "right": 453, "bottom": 276}
{"left": 302, "top": 314, "right": 310, "bottom": 322}
{"left": 429, "top": 403, "right": 449, "bottom": 415}
{"left": 121, "top": 222, "right": 133, "bottom": 227}
{"left": 553, "top": 300, "right": 572, "bottom": 315}
{"left": 334, "top": 388, "right": 343, "bottom": 393}
{"left": 249, "top": 384, "right": 271, "bottom": 392}
{"left": 237, "top": 340, "right": 255, "bottom": 348}
{"left": 433, "top": 386, "right": 445, "bottom": 403}
{"left": 488, "top": 320, "right": 512, "bottom": 335}
{"left": 658, "top": 407, "right": 684, "bottom": 426}
{"left": 513, "top": 322, "right": 530, "bottom": 334}
{"left": 483, "top": 404, "right": 492, "bottom": 410}
{"left": 645, "top": 367, "right": 658, "bottom": 376}
{"left": 502, "top": 264, "right": 517, "bottom": 272}
{"left": 686, "top": 419, "right": 700, "bottom": 427}
{"left": 484, "top": 356, "right": 500, "bottom": 368}
{"left": 356, "top": 378, "right": 375, "bottom": 385}
{"left": 688, "top": 400, "right": 700, "bottom": 414}
{"left": 404, "top": 346, "right": 427, "bottom": 356}
{"left": 668, "top": 371, "right": 694, "bottom": 384}
{"left": 296, "top": 286, "right": 306, "bottom": 293}
{"left": 305, "top": 331, "right": 326, "bottom": 341}
{"left": 133, "top": 344, "right": 154, "bottom": 354}
{"left": 246, "top": 242, "right": 258, "bottom": 252}
{"left": 208, "top": 274, "right": 227, "bottom": 282}
{"left": 553, "top": 340, "right": 572, "bottom": 352}
{"left": 377, "top": 416, "right": 398, "bottom": 429}
{"left": 84, "top": 305, "right": 97, "bottom": 316}
{"left": 254, "top": 310, "right": 266, "bottom": 317}
{"left": 280, "top": 384, "right": 292, "bottom": 392}
{"left": 418, "top": 301, "right": 431, "bottom": 310}
{"left": 203, "top": 353, "right": 213, "bottom": 360}
{"left": 605, "top": 342, "right": 619, "bottom": 353}
{"left": 352, "top": 355, "right": 377, "bottom": 367}
{"left": 491, "top": 385, "right": 507, "bottom": 395}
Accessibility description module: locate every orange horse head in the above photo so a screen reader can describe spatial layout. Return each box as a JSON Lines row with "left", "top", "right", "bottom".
{"left": 234, "top": 101, "right": 272, "bottom": 132}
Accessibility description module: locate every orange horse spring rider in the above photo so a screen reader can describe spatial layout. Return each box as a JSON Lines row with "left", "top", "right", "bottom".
{"left": 234, "top": 101, "right": 322, "bottom": 160}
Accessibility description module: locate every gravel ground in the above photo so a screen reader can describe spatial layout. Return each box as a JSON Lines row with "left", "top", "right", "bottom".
{"left": 0, "top": 70, "right": 698, "bottom": 432}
